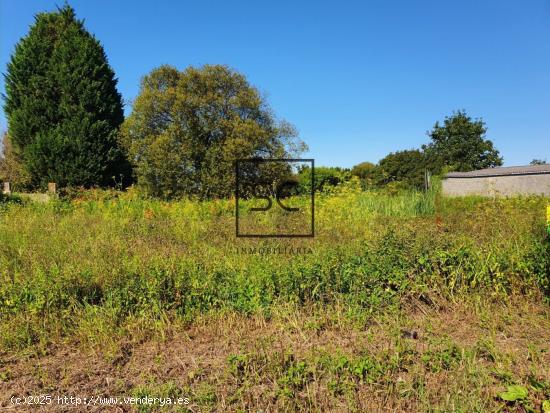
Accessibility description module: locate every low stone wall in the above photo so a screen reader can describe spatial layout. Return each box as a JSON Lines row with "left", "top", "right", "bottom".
{"left": 442, "top": 173, "right": 550, "bottom": 197}
{"left": 1, "top": 181, "right": 57, "bottom": 202}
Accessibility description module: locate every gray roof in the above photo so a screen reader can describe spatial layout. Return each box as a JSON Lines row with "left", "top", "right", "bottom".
{"left": 445, "top": 164, "right": 550, "bottom": 178}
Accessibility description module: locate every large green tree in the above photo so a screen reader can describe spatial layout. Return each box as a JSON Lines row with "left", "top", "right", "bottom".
{"left": 121, "top": 64, "right": 305, "bottom": 199}
{"left": 423, "top": 110, "right": 502, "bottom": 172}
{"left": 3, "top": 5, "right": 129, "bottom": 188}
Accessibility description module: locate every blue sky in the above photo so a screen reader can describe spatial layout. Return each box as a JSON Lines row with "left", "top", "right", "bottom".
{"left": 1, "top": 0, "right": 549, "bottom": 167}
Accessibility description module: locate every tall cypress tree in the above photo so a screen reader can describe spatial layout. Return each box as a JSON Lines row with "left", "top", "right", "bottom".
{"left": 3, "top": 5, "right": 130, "bottom": 188}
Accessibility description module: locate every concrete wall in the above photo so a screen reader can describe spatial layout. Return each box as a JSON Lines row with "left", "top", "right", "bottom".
{"left": 442, "top": 173, "right": 550, "bottom": 197}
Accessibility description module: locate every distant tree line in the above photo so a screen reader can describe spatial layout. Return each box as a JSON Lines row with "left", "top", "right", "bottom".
{"left": 1, "top": 4, "right": 534, "bottom": 197}
{"left": 299, "top": 111, "right": 504, "bottom": 192}
{"left": 347, "top": 111, "right": 504, "bottom": 191}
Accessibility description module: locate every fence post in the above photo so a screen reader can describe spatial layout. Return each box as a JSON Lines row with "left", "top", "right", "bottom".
{"left": 2, "top": 182, "right": 10, "bottom": 195}
{"left": 424, "top": 170, "right": 431, "bottom": 191}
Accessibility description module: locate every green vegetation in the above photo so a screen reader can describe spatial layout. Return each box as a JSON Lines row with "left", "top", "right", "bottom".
{"left": 0, "top": 4, "right": 546, "bottom": 411}
{"left": 370, "top": 149, "right": 426, "bottom": 189}
{"left": 0, "top": 132, "right": 31, "bottom": 190}
{"left": 0, "top": 2, "right": 505, "bottom": 197}
{"left": 0, "top": 187, "right": 548, "bottom": 411}
{"left": 350, "top": 110, "right": 504, "bottom": 191}
{"left": 121, "top": 64, "right": 305, "bottom": 199}
{"left": 297, "top": 166, "right": 350, "bottom": 193}
{"left": 3, "top": 5, "right": 129, "bottom": 189}
{"left": 423, "top": 110, "right": 503, "bottom": 173}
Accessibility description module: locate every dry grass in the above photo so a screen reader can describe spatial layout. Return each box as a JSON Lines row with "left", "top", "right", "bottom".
{"left": 1, "top": 297, "right": 549, "bottom": 412}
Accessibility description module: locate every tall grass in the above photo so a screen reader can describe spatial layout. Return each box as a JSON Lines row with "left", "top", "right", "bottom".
{"left": 0, "top": 186, "right": 548, "bottom": 351}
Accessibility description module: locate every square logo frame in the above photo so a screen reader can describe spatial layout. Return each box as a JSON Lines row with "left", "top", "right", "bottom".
{"left": 235, "top": 158, "right": 315, "bottom": 238}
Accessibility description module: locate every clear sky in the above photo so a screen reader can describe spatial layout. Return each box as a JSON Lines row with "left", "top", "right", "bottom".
{"left": 1, "top": 0, "right": 549, "bottom": 167}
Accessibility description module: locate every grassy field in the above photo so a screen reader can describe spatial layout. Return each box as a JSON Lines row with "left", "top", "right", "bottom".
{"left": 0, "top": 186, "right": 549, "bottom": 412}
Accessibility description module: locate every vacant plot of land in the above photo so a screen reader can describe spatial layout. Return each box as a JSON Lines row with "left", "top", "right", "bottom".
{"left": 2, "top": 300, "right": 550, "bottom": 412}
{"left": 0, "top": 188, "right": 548, "bottom": 411}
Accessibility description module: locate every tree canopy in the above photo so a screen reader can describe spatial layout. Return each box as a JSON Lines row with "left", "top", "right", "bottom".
{"left": 371, "top": 149, "right": 426, "bottom": 189}
{"left": 121, "top": 64, "right": 305, "bottom": 199}
{"left": 296, "top": 166, "right": 349, "bottom": 193}
{"left": 350, "top": 161, "right": 376, "bottom": 189}
{"left": 350, "top": 162, "right": 375, "bottom": 180}
{"left": 3, "top": 5, "right": 129, "bottom": 188}
{"left": 423, "top": 110, "right": 502, "bottom": 173}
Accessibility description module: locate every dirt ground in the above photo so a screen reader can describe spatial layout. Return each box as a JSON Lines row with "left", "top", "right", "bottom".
{"left": 1, "top": 298, "right": 549, "bottom": 412}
